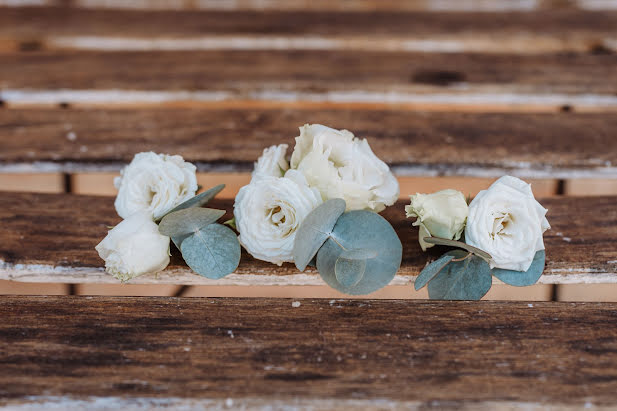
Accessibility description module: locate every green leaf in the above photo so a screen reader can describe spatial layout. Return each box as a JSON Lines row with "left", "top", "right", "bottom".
{"left": 423, "top": 236, "right": 492, "bottom": 262}
{"left": 427, "top": 254, "right": 492, "bottom": 300}
{"left": 492, "top": 250, "right": 545, "bottom": 287}
{"left": 158, "top": 207, "right": 225, "bottom": 238}
{"left": 316, "top": 210, "right": 402, "bottom": 295}
{"left": 157, "top": 184, "right": 225, "bottom": 221}
{"left": 180, "top": 223, "right": 240, "bottom": 279}
{"left": 414, "top": 250, "right": 465, "bottom": 291}
{"left": 224, "top": 217, "right": 237, "bottom": 230}
{"left": 293, "top": 199, "right": 346, "bottom": 271}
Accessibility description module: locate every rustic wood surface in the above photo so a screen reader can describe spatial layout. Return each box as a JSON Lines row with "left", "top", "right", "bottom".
{"left": 0, "top": 296, "right": 616, "bottom": 409}
{"left": 1, "top": 108, "right": 616, "bottom": 178}
{"left": 0, "top": 192, "right": 615, "bottom": 285}
{"left": 1, "top": 7, "right": 615, "bottom": 54}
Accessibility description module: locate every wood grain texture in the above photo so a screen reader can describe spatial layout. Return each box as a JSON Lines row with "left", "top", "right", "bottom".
{"left": 0, "top": 50, "right": 616, "bottom": 108}
{"left": 0, "top": 192, "right": 615, "bottom": 285}
{"left": 0, "top": 7, "right": 615, "bottom": 53}
{"left": 1, "top": 296, "right": 617, "bottom": 409}
{"left": 1, "top": 108, "right": 616, "bottom": 178}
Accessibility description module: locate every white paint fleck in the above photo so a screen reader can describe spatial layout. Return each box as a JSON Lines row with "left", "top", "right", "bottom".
{"left": 528, "top": 304, "right": 534, "bottom": 308}
{"left": 66, "top": 131, "right": 77, "bottom": 141}
{"left": 607, "top": 260, "right": 617, "bottom": 264}
{"left": 291, "top": 301, "right": 301, "bottom": 308}
{"left": 79, "top": 145, "right": 88, "bottom": 153}
{"left": 227, "top": 330, "right": 234, "bottom": 339}
{"left": 225, "top": 398, "right": 233, "bottom": 408}
{"left": 562, "top": 237, "right": 572, "bottom": 243}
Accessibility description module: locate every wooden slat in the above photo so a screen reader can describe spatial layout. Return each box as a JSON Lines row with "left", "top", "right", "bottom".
{"left": 1, "top": 50, "right": 616, "bottom": 110}
{"left": 0, "top": 7, "right": 615, "bottom": 54}
{"left": 0, "top": 192, "right": 615, "bottom": 285}
{"left": 1, "top": 108, "right": 616, "bottom": 178}
{"left": 1, "top": 296, "right": 617, "bottom": 409}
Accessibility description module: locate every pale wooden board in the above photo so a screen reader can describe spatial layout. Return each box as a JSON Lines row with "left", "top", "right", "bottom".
{"left": 557, "top": 284, "right": 617, "bottom": 302}
{"left": 1, "top": 296, "right": 617, "bottom": 409}
{"left": 0, "top": 192, "right": 615, "bottom": 286}
{"left": 0, "top": 173, "right": 64, "bottom": 193}
{"left": 565, "top": 179, "right": 617, "bottom": 196}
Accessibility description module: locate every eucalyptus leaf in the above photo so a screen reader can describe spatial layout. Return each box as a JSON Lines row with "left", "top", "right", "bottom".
{"left": 180, "top": 223, "right": 240, "bottom": 279}
{"left": 293, "top": 199, "right": 346, "bottom": 271}
{"left": 423, "top": 236, "right": 492, "bottom": 262}
{"left": 157, "top": 184, "right": 225, "bottom": 221}
{"left": 159, "top": 207, "right": 225, "bottom": 238}
{"left": 335, "top": 257, "right": 366, "bottom": 288}
{"left": 414, "top": 250, "right": 466, "bottom": 291}
{"left": 427, "top": 254, "right": 492, "bottom": 300}
{"left": 317, "top": 210, "right": 402, "bottom": 295}
{"left": 492, "top": 250, "right": 545, "bottom": 287}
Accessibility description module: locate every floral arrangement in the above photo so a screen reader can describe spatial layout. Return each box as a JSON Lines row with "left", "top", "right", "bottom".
{"left": 407, "top": 176, "right": 550, "bottom": 300}
{"left": 95, "top": 125, "right": 550, "bottom": 300}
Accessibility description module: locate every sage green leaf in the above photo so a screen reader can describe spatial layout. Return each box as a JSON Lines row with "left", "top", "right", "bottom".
{"left": 293, "top": 199, "right": 346, "bottom": 271}
{"left": 335, "top": 257, "right": 366, "bottom": 288}
{"left": 414, "top": 250, "right": 466, "bottom": 291}
{"left": 427, "top": 254, "right": 492, "bottom": 300}
{"left": 317, "top": 210, "right": 402, "bottom": 295}
{"left": 423, "top": 236, "right": 492, "bottom": 262}
{"left": 492, "top": 250, "right": 545, "bottom": 287}
{"left": 159, "top": 207, "right": 225, "bottom": 238}
{"left": 180, "top": 223, "right": 240, "bottom": 279}
{"left": 158, "top": 184, "right": 225, "bottom": 221}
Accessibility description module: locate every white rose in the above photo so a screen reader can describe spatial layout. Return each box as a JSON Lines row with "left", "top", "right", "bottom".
{"left": 405, "top": 189, "right": 468, "bottom": 251}
{"left": 114, "top": 152, "right": 198, "bottom": 220}
{"left": 95, "top": 211, "right": 170, "bottom": 281}
{"left": 290, "top": 124, "right": 399, "bottom": 212}
{"left": 465, "top": 176, "right": 550, "bottom": 271}
{"left": 234, "top": 170, "right": 323, "bottom": 265}
{"left": 252, "top": 144, "right": 289, "bottom": 180}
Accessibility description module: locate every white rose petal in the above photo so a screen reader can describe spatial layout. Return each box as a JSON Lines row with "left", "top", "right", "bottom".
{"left": 114, "top": 152, "right": 198, "bottom": 220}
{"left": 234, "top": 170, "right": 323, "bottom": 266}
{"left": 406, "top": 189, "right": 468, "bottom": 251}
{"left": 95, "top": 211, "right": 170, "bottom": 281}
{"left": 252, "top": 144, "right": 289, "bottom": 180}
{"left": 290, "top": 124, "right": 399, "bottom": 212}
{"left": 465, "top": 176, "right": 550, "bottom": 272}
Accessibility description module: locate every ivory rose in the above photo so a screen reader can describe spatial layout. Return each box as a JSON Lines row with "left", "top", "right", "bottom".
{"left": 406, "top": 189, "right": 468, "bottom": 251}
{"left": 465, "top": 176, "right": 550, "bottom": 271}
{"left": 290, "top": 124, "right": 399, "bottom": 212}
{"left": 95, "top": 211, "right": 170, "bottom": 281}
{"left": 234, "top": 170, "right": 323, "bottom": 265}
{"left": 252, "top": 144, "right": 289, "bottom": 179}
{"left": 114, "top": 152, "right": 198, "bottom": 220}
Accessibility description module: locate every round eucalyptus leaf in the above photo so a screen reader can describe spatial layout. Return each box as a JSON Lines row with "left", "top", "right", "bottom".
{"left": 159, "top": 207, "right": 226, "bottom": 238}
{"left": 414, "top": 250, "right": 467, "bottom": 291}
{"left": 492, "top": 250, "right": 545, "bottom": 287}
{"left": 427, "top": 254, "right": 492, "bottom": 300}
{"left": 293, "top": 199, "right": 346, "bottom": 271}
{"left": 335, "top": 257, "right": 366, "bottom": 288}
{"left": 158, "top": 184, "right": 225, "bottom": 221}
{"left": 317, "top": 210, "right": 402, "bottom": 295}
{"left": 180, "top": 223, "right": 240, "bottom": 279}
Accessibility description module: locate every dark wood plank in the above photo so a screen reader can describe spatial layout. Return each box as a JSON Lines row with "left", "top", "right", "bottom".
{"left": 1, "top": 7, "right": 614, "bottom": 49}
{"left": 1, "top": 296, "right": 617, "bottom": 409}
{"left": 0, "top": 192, "right": 615, "bottom": 285}
{"left": 1, "top": 108, "right": 616, "bottom": 178}
{"left": 1, "top": 50, "right": 615, "bottom": 97}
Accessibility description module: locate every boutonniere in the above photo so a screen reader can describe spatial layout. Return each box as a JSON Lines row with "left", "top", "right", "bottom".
{"left": 408, "top": 176, "right": 550, "bottom": 300}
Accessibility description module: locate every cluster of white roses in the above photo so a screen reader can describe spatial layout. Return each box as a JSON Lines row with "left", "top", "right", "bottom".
{"left": 406, "top": 176, "right": 550, "bottom": 272}
{"left": 234, "top": 124, "right": 400, "bottom": 266}
{"left": 96, "top": 152, "right": 198, "bottom": 280}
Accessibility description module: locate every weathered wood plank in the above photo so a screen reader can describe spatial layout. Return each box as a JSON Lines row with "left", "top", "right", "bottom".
{"left": 0, "top": 296, "right": 616, "bottom": 409}
{"left": 0, "top": 7, "right": 615, "bottom": 54}
{"left": 1, "top": 109, "right": 616, "bottom": 178}
{"left": 1, "top": 51, "right": 616, "bottom": 110}
{"left": 0, "top": 192, "right": 615, "bottom": 285}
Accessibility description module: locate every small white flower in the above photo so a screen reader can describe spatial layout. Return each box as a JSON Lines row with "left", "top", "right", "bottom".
{"left": 406, "top": 189, "right": 468, "bottom": 251}
{"left": 465, "top": 176, "right": 550, "bottom": 271}
{"left": 234, "top": 170, "right": 323, "bottom": 265}
{"left": 252, "top": 144, "right": 289, "bottom": 180}
{"left": 114, "top": 152, "right": 198, "bottom": 220}
{"left": 290, "top": 124, "right": 399, "bottom": 212}
{"left": 95, "top": 211, "right": 170, "bottom": 281}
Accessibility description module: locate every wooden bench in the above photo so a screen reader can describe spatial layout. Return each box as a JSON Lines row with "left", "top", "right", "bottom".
{"left": 1, "top": 1, "right": 617, "bottom": 408}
